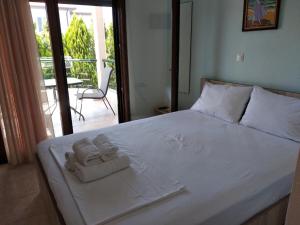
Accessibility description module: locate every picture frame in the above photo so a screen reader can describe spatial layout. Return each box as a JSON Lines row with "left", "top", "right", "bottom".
{"left": 242, "top": 0, "right": 281, "bottom": 32}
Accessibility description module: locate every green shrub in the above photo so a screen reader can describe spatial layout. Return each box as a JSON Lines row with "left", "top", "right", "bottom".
{"left": 34, "top": 14, "right": 117, "bottom": 90}
{"left": 35, "top": 23, "right": 52, "bottom": 57}
{"left": 64, "top": 14, "right": 97, "bottom": 87}
{"left": 105, "top": 23, "right": 116, "bottom": 90}
{"left": 35, "top": 23, "right": 55, "bottom": 79}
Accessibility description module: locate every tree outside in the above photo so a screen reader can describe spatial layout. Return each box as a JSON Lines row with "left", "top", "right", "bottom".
{"left": 36, "top": 24, "right": 52, "bottom": 57}
{"left": 64, "top": 14, "right": 97, "bottom": 86}
{"left": 105, "top": 23, "right": 116, "bottom": 90}
{"left": 35, "top": 14, "right": 116, "bottom": 89}
{"left": 35, "top": 23, "right": 54, "bottom": 79}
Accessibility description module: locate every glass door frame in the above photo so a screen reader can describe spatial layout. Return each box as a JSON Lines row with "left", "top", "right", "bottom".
{"left": 45, "top": 0, "right": 73, "bottom": 135}
{"left": 32, "top": 0, "right": 131, "bottom": 135}
{"left": 31, "top": 0, "right": 180, "bottom": 133}
{"left": 171, "top": 0, "right": 180, "bottom": 112}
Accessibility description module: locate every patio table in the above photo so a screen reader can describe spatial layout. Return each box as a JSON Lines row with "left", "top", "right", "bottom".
{"left": 44, "top": 77, "right": 85, "bottom": 121}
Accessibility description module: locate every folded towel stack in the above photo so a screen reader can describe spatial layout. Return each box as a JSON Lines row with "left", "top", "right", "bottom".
{"left": 74, "top": 155, "right": 130, "bottom": 182}
{"left": 93, "top": 134, "right": 119, "bottom": 162}
{"left": 73, "top": 138, "right": 104, "bottom": 166}
{"left": 64, "top": 134, "right": 130, "bottom": 182}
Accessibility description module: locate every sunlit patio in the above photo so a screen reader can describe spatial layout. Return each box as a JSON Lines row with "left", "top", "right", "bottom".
{"left": 46, "top": 87, "right": 118, "bottom": 137}
{"left": 30, "top": 3, "right": 118, "bottom": 137}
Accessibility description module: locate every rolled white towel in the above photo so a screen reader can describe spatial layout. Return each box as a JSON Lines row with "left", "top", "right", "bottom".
{"left": 72, "top": 138, "right": 103, "bottom": 166}
{"left": 101, "top": 152, "right": 118, "bottom": 162}
{"left": 65, "top": 152, "right": 77, "bottom": 172}
{"left": 92, "top": 134, "right": 110, "bottom": 145}
{"left": 93, "top": 134, "right": 118, "bottom": 151}
{"left": 73, "top": 155, "right": 130, "bottom": 183}
{"left": 93, "top": 134, "right": 119, "bottom": 157}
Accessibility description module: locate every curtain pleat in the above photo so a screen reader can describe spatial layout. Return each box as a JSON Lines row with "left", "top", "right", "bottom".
{"left": 0, "top": 0, "right": 53, "bottom": 165}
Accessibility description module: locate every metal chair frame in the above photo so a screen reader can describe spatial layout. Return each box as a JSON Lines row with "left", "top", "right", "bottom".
{"left": 77, "top": 68, "right": 115, "bottom": 120}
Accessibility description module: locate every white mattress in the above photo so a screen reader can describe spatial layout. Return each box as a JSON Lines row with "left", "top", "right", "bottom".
{"left": 50, "top": 145, "right": 185, "bottom": 225}
{"left": 38, "top": 110, "right": 300, "bottom": 225}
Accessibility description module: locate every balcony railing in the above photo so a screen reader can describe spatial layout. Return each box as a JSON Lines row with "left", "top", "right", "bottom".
{"left": 40, "top": 57, "right": 116, "bottom": 89}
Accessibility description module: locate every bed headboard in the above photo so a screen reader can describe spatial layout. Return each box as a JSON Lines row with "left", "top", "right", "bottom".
{"left": 200, "top": 78, "right": 300, "bottom": 99}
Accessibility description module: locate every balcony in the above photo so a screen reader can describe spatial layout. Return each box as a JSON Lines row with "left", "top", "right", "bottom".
{"left": 42, "top": 58, "right": 118, "bottom": 137}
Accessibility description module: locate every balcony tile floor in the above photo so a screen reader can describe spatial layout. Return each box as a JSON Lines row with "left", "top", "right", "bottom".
{"left": 46, "top": 88, "right": 118, "bottom": 137}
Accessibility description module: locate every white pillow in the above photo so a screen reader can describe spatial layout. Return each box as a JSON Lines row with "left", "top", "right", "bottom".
{"left": 191, "top": 83, "right": 252, "bottom": 123}
{"left": 241, "top": 86, "right": 300, "bottom": 142}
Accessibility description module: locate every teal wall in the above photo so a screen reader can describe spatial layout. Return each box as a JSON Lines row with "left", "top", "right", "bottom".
{"left": 179, "top": 0, "right": 300, "bottom": 109}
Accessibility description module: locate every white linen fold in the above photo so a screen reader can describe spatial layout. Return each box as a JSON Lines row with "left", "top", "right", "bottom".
{"left": 72, "top": 135, "right": 119, "bottom": 166}
{"left": 39, "top": 110, "right": 300, "bottom": 225}
{"left": 72, "top": 138, "right": 102, "bottom": 166}
{"left": 65, "top": 152, "right": 77, "bottom": 172}
{"left": 49, "top": 145, "right": 185, "bottom": 225}
{"left": 74, "top": 154, "right": 130, "bottom": 183}
{"left": 92, "top": 133, "right": 110, "bottom": 145}
{"left": 93, "top": 134, "right": 119, "bottom": 154}
{"left": 101, "top": 152, "right": 118, "bottom": 162}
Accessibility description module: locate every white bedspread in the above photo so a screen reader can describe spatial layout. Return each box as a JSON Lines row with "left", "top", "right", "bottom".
{"left": 50, "top": 146, "right": 184, "bottom": 225}
{"left": 38, "top": 110, "right": 300, "bottom": 225}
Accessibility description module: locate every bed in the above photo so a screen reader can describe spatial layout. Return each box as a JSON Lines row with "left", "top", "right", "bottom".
{"left": 37, "top": 79, "right": 300, "bottom": 225}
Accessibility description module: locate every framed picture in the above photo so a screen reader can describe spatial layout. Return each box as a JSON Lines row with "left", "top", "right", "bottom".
{"left": 242, "top": 0, "right": 281, "bottom": 31}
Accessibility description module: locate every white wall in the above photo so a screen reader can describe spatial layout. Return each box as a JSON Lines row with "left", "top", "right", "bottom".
{"left": 179, "top": 0, "right": 221, "bottom": 109}
{"left": 126, "top": 0, "right": 172, "bottom": 119}
{"left": 179, "top": 0, "right": 300, "bottom": 109}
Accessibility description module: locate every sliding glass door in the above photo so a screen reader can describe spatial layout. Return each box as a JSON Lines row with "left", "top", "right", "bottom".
{"left": 30, "top": 2, "right": 64, "bottom": 137}
{"left": 29, "top": 0, "right": 129, "bottom": 137}
{"left": 31, "top": 0, "right": 180, "bottom": 136}
{"left": 57, "top": 3, "right": 118, "bottom": 134}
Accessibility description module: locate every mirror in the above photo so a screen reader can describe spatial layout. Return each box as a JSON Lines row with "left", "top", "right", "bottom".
{"left": 178, "top": 1, "right": 193, "bottom": 95}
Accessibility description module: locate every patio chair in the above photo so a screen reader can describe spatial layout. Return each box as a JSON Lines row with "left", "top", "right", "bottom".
{"left": 77, "top": 67, "right": 116, "bottom": 118}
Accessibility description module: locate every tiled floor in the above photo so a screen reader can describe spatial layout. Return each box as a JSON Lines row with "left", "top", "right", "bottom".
{"left": 0, "top": 86, "right": 119, "bottom": 224}
{"left": 0, "top": 89, "right": 119, "bottom": 225}
{"left": 0, "top": 162, "right": 60, "bottom": 225}
{"left": 47, "top": 88, "right": 119, "bottom": 137}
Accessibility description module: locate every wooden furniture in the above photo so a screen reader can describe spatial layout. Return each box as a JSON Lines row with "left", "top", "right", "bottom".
{"left": 201, "top": 78, "right": 300, "bottom": 99}
{"left": 285, "top": 152, "right": 300, "bottom": 225}
{"left": 244, "top": 196, "right": 289, "bottom": 225}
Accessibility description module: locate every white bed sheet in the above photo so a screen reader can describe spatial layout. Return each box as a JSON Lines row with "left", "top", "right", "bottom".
{"left": 50, "top": 146, "right": 184, "bottom": 225}
{"left": 38, "top": 110, "right": 300, "bottom": 225}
